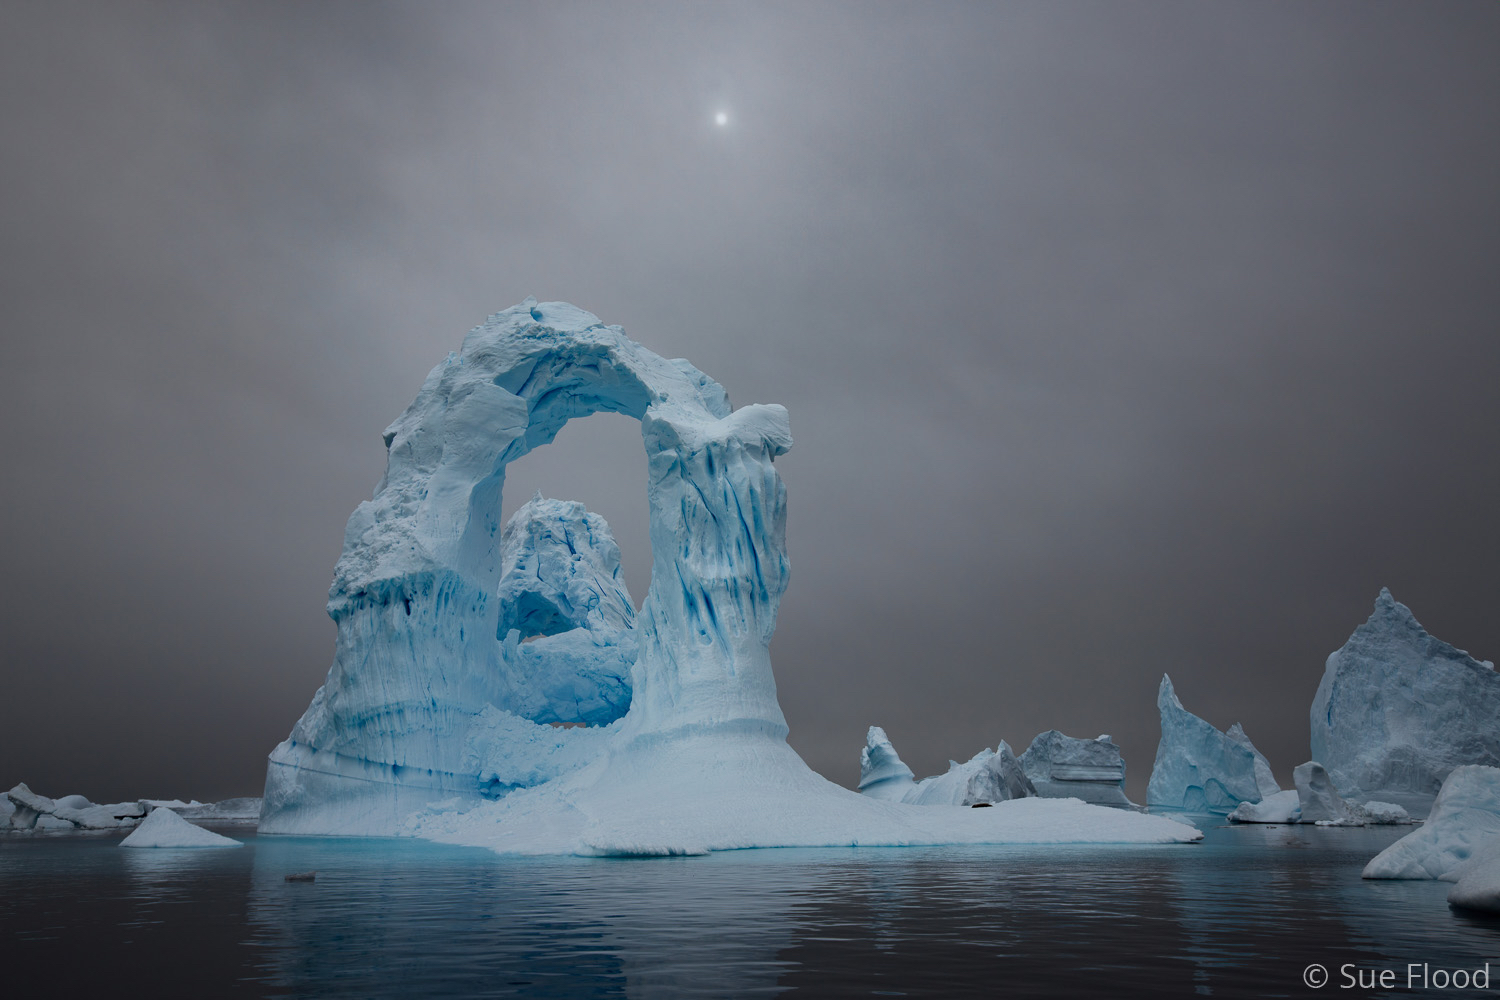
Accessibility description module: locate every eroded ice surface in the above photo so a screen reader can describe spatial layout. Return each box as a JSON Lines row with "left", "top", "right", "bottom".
{"left": 1364, "top": 766, "right": 1500, "bottom": 879}
{"left": 259, "top": 301, "right": 1199, "bottom": 853}
{"left": 857, "top": 728, "right": 1035, "bottom": 807}
{"left": 1147, "top": 675, "right": 1279, "bottom": 814}
{"left": 120, "top": 806, "right": 243, "bottom": 849}
{"left": 1020, "top": 731, "right": 1137, "bottom": 809}
{"left": 1227, "top": 789, "right": 1301, "bottom": 824}
{"left": 1312, "top": 589, "right": 1500, "bottom": 816}
{"left": 5, "top": 784, "right": 146, "bottom": 830}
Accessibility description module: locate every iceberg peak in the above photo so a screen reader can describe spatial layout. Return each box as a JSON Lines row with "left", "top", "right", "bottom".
{"left": 1148, "top": 673, "right": 1278, "bottom": 813}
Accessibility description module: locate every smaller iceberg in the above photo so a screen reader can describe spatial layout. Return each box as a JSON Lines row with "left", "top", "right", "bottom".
{"left": 857, "top": 727, "right": 1035, "bottom": 806}
{"left": 1019, "top": 731, "right": 1137, "bottom": 809}
{"left": 1294, "top": 761, "right": 1410, "bottom": 826}
{"left": 1363, "top": 765, "right": 1500, "bottom": 879}
{"left": 121, "top": 807, "right": 243, "bottom": 849}
{"left": 1228, "top": 789, "right": 1301, "bottom": 824}
{"left": 1146, "top": 675, "right": 1279, "bottom": 814}
{"left": 5, "top": 784, "right": 146, "bottom": 830}
{"left": 3, "top": 784, "right": 261, "bottom": 832}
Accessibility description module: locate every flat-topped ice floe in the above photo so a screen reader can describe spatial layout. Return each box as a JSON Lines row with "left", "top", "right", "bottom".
{"left": 259, "top": 300, "right": 1200, "bottom": 853}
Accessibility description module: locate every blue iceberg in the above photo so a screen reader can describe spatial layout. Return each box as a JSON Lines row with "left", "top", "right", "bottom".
{"left": 1311, "top": 589, "right": 1500, "bottom": 816}
{"left": 259, "top": 300, "right": 1199, "bottom": 853}
{"left": 1147, "top": 674, "right": 1279, "bottom": 814}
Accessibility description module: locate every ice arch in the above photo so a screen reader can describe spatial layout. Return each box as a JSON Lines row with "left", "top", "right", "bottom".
{"left": 261, "top": 300, "right": 792, "bottom": 833}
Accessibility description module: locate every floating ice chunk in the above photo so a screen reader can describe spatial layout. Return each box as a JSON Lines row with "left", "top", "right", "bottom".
{"left": 1363, "top": 765, "right": 1500, "bottom": 879}
{"left": 120, "top": 806, "right": 243, "bottom": 848}
{"left": 1020, "top": 731, "right": 1137, "bottom": 809}
{"left": 1147, "top": 675, "right": 1278, "bottom": 814}
{"left": 1227, "top": 789, "right": 1301, "bottom": 824}
{"left": 1312, "top": 589, "right": 1500, "bottom": 816}
{"left": 1358, "top": 800, "right": 1413, "bottom": 825}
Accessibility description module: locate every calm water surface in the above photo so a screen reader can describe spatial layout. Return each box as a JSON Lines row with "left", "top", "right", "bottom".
{"left": 4, "top": 823, "right": 1498, "bottom": 998}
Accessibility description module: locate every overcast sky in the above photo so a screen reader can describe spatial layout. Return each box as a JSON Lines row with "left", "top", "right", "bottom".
{"left": 2, "top": 1, "right": 1497, "bottom": 803}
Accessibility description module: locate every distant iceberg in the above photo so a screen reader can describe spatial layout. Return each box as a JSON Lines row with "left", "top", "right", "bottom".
{"left": 857, "top": 727, "right": 1035, "bottom": 807}
{"left": 258, "top": 300, "right": 1199, "bottom": 853}
{"left": 1147, "top": 675, "right": 1278, "bottom": 814}
{"left": 1312, "top": 589, "right": 1500, "bottom": 816}
{"left": 1017, "top": 731, "right": 1138, "bottom": 809}
{"left": 3, "top": 783, "right": 261, "bottom": 832}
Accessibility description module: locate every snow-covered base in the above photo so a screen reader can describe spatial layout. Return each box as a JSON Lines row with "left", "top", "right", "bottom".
{"left": 405, "top": 731, "right": 1199, "bottom": 856}
{"left": 1228, "top": 789, "right": 1302, "bottom": 824}
{"left": 1364, "top": 766, "right": 1500, "bottom": 879}
{"left": 120, "top": 806, "right": 243, "bottom": 849}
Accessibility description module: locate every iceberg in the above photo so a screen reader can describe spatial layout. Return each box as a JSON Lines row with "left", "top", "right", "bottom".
{"left": 857, "top": 728, "right": 1035, "bottom": 806}
{"left": 1363, "top": 765, "right": 1500, "bottom": 879}
{"left": 4, "top": 783, "right": 146, "bottom": 830}
{"left": 1311, "top": 589, "right": 1500, "bottom": 815}
{"left": 1019, "top": 731, "right": 1137, "bottom": 808}
{"left": 260, "top": 300, "right": 1200, "bottom": 852}
{"left": 3, "top": 784, "right": 261, "bottom": 832}
{"left": 120, "top": 806, "right": 243, "bottom": 849}
{"left": 1227, "top": 789, "right": 1301, "bottom": 824}
{"left": 1293, "top": 761, "right": 1364, "bottom": 826}
{"left": 1147, "top": 675, "right": 1279, "bottom": 814}
{"left": 1291, "top": 762, "right": 1410, "bottom": 827}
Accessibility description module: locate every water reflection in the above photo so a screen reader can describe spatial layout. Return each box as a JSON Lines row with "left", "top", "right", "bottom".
{"left": 5, "top": 825, "right": 1500, "bottom": 998}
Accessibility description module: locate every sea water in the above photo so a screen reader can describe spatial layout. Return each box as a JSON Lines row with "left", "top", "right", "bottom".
{"left": 3, "top": 823, "right": 1498, "bottom": 998}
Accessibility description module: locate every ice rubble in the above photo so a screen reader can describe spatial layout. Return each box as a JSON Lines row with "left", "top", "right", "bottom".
{"left": 857, "top": 727, "right": 1035, "bottom": 806}
{"left": 120, "top": 806, "right": 243, "bottom": 849}
{"left": 1147, "top": 675, "right": 1279, "bottom": 814}
{"left": 1312, "top": 589, "right": 1500, "bottom": 815}
{"left": 1364, "top": 766, "right": 1500, "bottom": 879}
{"left": 1019, "top": 731, "right": 1138, "bottom": 808}
{"left": 260, "top": 300, "right": 1199, "bottom": 852}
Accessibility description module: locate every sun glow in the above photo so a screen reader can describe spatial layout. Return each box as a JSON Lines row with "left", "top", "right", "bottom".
{"left": 714, "top": 111, "right": 729, "bottom": 127}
